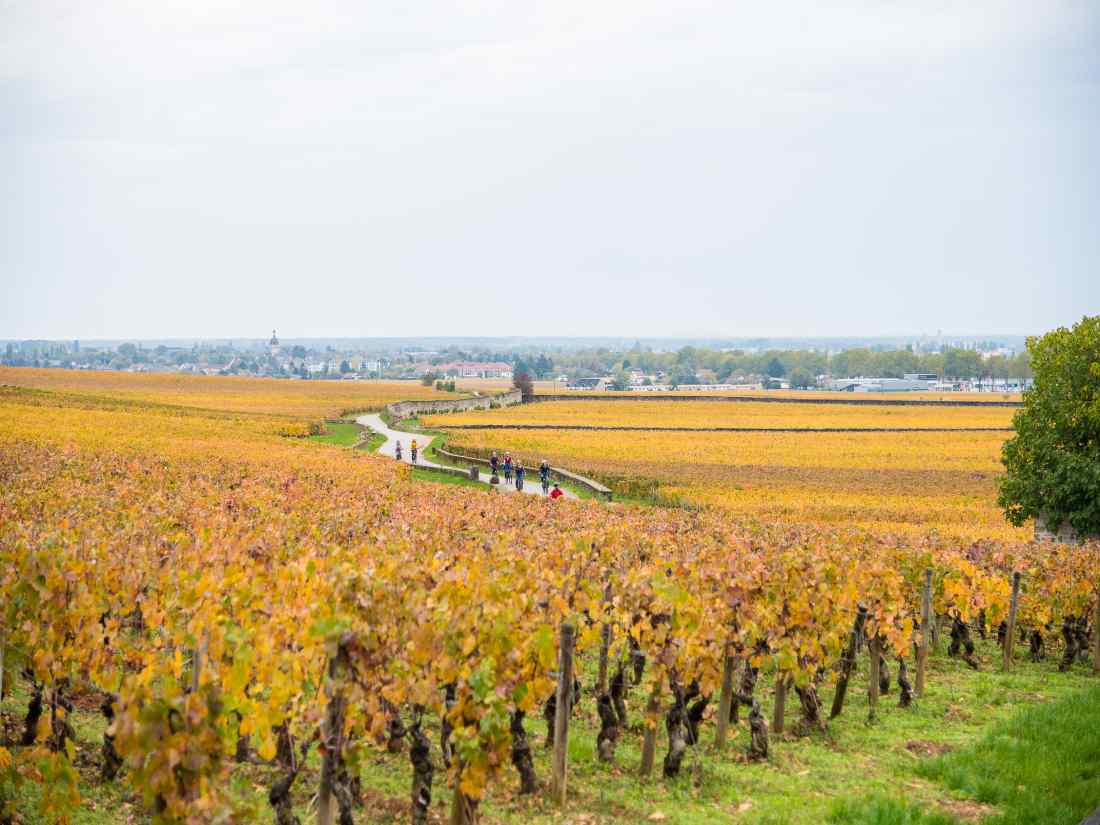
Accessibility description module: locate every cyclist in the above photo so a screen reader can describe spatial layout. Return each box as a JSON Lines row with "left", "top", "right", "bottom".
{"left": 539, "top": 460, "right": 551, "bottom": 494}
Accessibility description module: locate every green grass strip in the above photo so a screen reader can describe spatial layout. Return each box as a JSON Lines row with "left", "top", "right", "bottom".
{"left": 308, "top": 422, "right": 364, "bottom": 447}
{"left": 917, "top": 681, "right": 1100, "bottom": 824}
{"left": 830, "top": 682, "right": 1100, "bottom": 825}
{"left": 410, "top": 466, "right": 487, "bottom": 489}
{"left": 829, "top": 797, "right": 959, "bottom": 825}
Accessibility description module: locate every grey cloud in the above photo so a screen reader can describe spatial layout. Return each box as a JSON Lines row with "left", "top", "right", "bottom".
{"left": 2, "top": 0, "right": 1097, "bottom": 339}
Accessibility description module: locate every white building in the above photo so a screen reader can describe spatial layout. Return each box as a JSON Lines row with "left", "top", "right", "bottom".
{"left": 438, "top": 361, "right": 514, "bottom": 379}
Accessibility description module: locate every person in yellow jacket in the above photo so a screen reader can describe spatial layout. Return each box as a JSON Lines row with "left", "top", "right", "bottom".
{"left": 410, "top": 439, "right": 419, "bottom": 464}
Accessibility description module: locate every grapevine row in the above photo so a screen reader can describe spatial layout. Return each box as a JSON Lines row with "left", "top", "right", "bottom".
{"left": 1, "top": 435, "right": 1097, "bottom": 824}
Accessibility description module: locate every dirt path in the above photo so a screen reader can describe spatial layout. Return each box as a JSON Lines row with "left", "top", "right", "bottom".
{"left": 355, "top": 413, "right": 575, "bottom": 499}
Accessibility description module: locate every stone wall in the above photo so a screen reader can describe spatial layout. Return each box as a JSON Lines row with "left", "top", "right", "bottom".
{"left": 386, "top": 388, "right": 522, "bottom": 421}
{"left": 1034, "top": 514, "right": 1088, "bottom": 545}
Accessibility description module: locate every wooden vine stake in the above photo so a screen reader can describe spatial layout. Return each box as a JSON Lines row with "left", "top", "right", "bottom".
{"left": 916, "top": 569, "right": 932, "bottom": 698}
{"left": 638, "top": 678, "right": 662, "bottom": 777}
{"left": 0, "top": 630, "right": 6, "bottom": 702}
{"left": 318, "top": 641, "right": 350, "bottom": 825}
{"left": 551, "top": 623, "right": 575, "bottom": 806}
{"left": 771, "top": 675, "right": 788, "bottom": 735}
{"left": 449, "top": 786, "right": 478, "bottom": 825}
{"left": 867, "top": 635, "right": 882, "bottom": 722}
{"left": 714, "top": 643, "right": 736, "bottom": 749}
{"left": 1003, "top": 571, "right": 1021, "bottom": 671}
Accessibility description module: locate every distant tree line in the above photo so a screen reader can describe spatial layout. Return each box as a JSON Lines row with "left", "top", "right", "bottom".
{"left": 545, "top": 345, "right": 1032, "bottom": 386}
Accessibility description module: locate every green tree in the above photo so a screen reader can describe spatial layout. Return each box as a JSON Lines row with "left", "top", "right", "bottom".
{"left": 831, "top": 348, "right": 873, "bottom": 377}
{"left": 608, "top": 369, "right": 631, "bottom": 391}
{"left": 675, "top": 347, "right": 698, "bottom": 367}
{"left": 788, "top": 367, "right": 815, "bottom": 389}
{"left": 534, "top": 354, "right": 553, "bottom": 378}
{"left": 766, "top": 357, "right": 785, "bottom": 378}
{"left": 1008, "top": 352, "right": 1033, "bottom": 384}
{"left": 670, "top": 365, "right": 699, "bottom": 386}
{"left": 943, "top": 348, "right": 982, "bottom": 380}
{"left": 998, "top": 316, "right": 1100, "bottom": 538}
{"left": 878, "top": 350, "right": 918, "bottom": 378}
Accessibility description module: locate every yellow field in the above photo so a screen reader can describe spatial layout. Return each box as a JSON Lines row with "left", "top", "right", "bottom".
{"left": 439, "top": 425, "right": 1025, "bottom": 540}
{"left": 424, "top": 398, "right": 1016, "bottom": 429}
{"left": 541, "top": 388, "right": 1021, "bottom": 402}
{"left": 2, "top": 370, "right": 1023, "bottom": 540}
{"left": 5, "top": 362, "right": 1094, "bottom": 825}
{"left": 0, "top": 367, "right": 449, "bottom": 419}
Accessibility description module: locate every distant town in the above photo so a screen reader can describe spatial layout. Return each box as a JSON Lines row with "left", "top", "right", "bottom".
{"left": 0, "top": 331, "right": 1034, "bottom": 393}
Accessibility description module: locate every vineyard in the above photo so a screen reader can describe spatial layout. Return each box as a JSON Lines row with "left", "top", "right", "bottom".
{"left": 423, "top": 399, "right": 1017, "bottom": 430}
{"left": 427, "top": 400, "right": 1027, "bottom": 540}
{"left": 0, "top": 369, "right": 451, "bottom": 420}
{"left": 534, "top": 389, "right": 1022, "bottom": 403}
{"left": 1, "top": 377, "right": 1098, "bottom": 825}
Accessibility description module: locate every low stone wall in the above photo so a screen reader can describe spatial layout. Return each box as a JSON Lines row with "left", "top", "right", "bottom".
{"left": 386, "top": 388, "right": 522, "bottom": 421}
{"left": 432, "top": 445, "right": 612, "bottom": 501}
{"left": 1034, "top": 514, "right": 1090, "bottom": 545}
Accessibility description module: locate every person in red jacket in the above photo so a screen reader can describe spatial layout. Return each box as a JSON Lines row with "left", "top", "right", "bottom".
{"left": 549, "top": 483, "right": 564, "bottom": 500}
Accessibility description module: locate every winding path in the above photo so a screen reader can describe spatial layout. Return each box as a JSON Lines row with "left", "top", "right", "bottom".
{"left": 355, "top": 413, "right": 576, "bottom": 499}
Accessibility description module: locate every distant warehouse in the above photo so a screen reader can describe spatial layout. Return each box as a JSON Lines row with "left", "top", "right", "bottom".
{"left": 824, "top": 376, "right": 936, "bottom": 392}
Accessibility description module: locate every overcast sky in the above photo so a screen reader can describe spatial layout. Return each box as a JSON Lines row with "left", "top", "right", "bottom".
{"left": 2, "top": 1, "right": 1098, "bottom": 341}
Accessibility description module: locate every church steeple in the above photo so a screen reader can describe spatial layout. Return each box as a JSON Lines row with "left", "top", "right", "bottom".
{"left": 268, "top": 329, "right": 280, "bottom": 356}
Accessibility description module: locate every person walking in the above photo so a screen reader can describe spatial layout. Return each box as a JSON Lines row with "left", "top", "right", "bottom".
{"left": 490, "top": 451, "right": 500, "bottom": 477}
{"left": 538, "top": 460, "right": 551, "bottom": 495}
{"left": 503, "top": 453, "right": 514, "bottom": 485}
{"left": 515, "top": 462, "right": 525, "bottom": 492}
{"left": 410, "top": 438, "right": 419, "bottom": 465}
{"left": 549, "top": 482, "right": 564, "bottom": 500}
{"left": 395, "top": 441, "right": 403, "bottom": 462}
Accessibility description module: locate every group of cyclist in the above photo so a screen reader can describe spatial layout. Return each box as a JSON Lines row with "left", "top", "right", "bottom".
{"left": 392, "top": 441, "right": 563, "bottom": 498}
{"left": 489, "top": 452, "right": 561, "bottom": 497}
{"left": 393, "top": 438, "right": 419, "bottom": 464}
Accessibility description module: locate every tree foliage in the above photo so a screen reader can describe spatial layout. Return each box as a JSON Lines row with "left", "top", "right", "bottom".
{"left": 513, "top": 370, "right": 535, "bottom": 402}
{"left": 788, "top": 367, "right": 814, "bottom": 389}
{"left": 999, "top": 316, "right": 1100, "bottom": 536}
